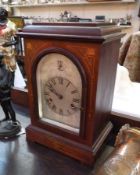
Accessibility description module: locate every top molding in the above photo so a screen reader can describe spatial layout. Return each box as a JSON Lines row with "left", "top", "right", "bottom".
{"left": 9, "top": 0, "right": 136, "bottom": 8}
{"left": 18, "top": 23, "right": 124, "bottom": 42}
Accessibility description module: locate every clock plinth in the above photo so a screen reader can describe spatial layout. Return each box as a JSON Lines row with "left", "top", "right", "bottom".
{"left": 18, "top": 23, "right": 123, "bottom": 165}
{"left": 26, "top": 122, "right": 112, "bottom": 165}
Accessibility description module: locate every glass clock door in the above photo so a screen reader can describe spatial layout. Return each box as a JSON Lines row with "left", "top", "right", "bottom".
{"left": 36, "top": 53, "right": 82, "bottom": 134}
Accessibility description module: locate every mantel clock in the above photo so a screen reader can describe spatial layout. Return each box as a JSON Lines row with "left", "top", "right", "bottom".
{"left": 18, "top": 23, "right": 123, "bottom": 165}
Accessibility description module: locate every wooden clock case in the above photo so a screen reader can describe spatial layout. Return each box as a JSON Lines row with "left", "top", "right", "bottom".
{"left": 18, "top": 23, "right": 123, "bottom": 165}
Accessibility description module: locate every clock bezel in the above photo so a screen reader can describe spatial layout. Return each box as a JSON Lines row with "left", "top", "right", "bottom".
{"left": 31, "top": 47, "right": 88, "bottom": 139}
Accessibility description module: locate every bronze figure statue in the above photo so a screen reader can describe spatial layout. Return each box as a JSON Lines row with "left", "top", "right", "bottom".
{"left": 94, "top": 124, "right": 140, "bottom": 175}
{"left": 0, "top": 7, "right": 21, "bottom": 138}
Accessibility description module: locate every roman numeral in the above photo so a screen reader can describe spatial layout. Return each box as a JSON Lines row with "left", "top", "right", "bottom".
{"left": 46, "top": 82, "right": 53, "bottom": 90}
{"left": 71, "top": 90, "right": 78, "bottom": 94}
{"left": 66, "top": 82, "right": 70, "bottom": 87}
{"left": 72, "top": 98, "right": 80, "bottom": 103}
{"left": 71, "top": 104, "right": 78, "bottom": 111}
{"left": 59, "top": 108, "right": 63, "bottom": 115}
{"left": 46, "top": 98, "right": 52, "bottom": 105}
{"left": 58, "top": 77, "right": 63, "bottom": 84}
{"left": 52, "top": 104, "right": 56, "bottom": 111}
{"left": 51, "top": 79, "right": 56, "bottom": 85}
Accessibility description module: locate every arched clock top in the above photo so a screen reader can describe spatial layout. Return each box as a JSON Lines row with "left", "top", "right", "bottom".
{"left": 32, "top": 47, "right": 87, "bottom": 87}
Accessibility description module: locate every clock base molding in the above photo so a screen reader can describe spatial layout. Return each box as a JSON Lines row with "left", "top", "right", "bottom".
{"left": 26, "top": 122, "right": 113, "bottom": 165}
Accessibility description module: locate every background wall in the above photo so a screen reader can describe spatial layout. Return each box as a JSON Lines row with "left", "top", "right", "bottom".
{"left": 12, "top": 0, "right": 140, "bottom": 34}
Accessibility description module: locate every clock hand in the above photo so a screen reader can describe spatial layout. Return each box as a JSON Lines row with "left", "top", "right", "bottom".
{"left": 50, "top": 88, "right": 63, "bottom": 99}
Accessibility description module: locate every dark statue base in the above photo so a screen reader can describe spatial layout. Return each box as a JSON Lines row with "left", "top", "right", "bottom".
{"left": 0, "top": 120, "right": 21, "bottom": 139}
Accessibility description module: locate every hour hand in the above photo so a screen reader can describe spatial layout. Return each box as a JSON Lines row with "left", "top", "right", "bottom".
{"left": 49, "top": 88, "right": 63, "bottom": 99}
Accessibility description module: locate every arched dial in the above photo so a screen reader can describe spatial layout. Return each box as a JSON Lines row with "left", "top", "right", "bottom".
{"left": 44, "top": 76, "right": 81, "bottom": 116}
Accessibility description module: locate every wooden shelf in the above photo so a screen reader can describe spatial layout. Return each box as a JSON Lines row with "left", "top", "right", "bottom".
{"left": 9, "top": 0, "right": 135, "bottom": 8}
{"left": 118, "top": 25, "right": 132, "bottom": 29}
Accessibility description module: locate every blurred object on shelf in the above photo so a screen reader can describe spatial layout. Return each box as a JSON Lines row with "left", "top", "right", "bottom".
{"left": 118, "top": 15, "right": 132, "bottom": 26}
{"left": 109, "top": 18, "right": 119, "bottom": 24}
{"left": 59, "top": 11, "right": 92, "bottom": 22}
{"left": 87, "top": 0, "right": 121, "bottom": 2}
{"left": 109, "top": 16, "right": 132, "bottom": 26}
{"left": 78, "top": 18, "right": 92, "bottom": 22}
{"left": 24, "top": 18, "right": 33, "bottom": 25}
{"left": 60, "top": 10, "right": 71, "bottom": 22}
{"left": 69, "top": 17, "right": 92, "bottom": 22}
{"left": 95, "top": 15, "right": 105, "bottom": 22}
{"left": 118, "top": 18, "right": 125, "bottom": 25}
{"left": 125, "top": 14, "right": 132, "bottom": 25}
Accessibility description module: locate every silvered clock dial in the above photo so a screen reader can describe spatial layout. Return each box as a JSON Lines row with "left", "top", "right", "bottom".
{"left": 44, "top": 76, "right": 80, "bottom": 116}
{"left": 36, "top": 53, "right": 82, "bottom": 133}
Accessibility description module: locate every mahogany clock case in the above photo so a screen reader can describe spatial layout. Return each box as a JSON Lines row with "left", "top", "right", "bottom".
{"left": 18, "top": 23, "right": 123, "bottom": 165}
